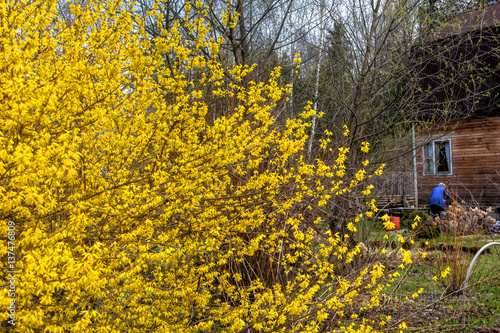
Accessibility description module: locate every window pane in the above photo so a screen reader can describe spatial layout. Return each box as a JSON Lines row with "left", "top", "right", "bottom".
{"left": 426, "top": 144, "right": 434, "bottom": 173}
{"left": 436, "top": 142, "right": 449, "bottom": 172}
{"left": 444, "top": 141, "right": 451, "bottom": 171}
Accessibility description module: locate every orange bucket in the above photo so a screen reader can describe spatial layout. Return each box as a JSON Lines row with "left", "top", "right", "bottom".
{"left": 387, "top": 216, "right": 400, "bottom": 231}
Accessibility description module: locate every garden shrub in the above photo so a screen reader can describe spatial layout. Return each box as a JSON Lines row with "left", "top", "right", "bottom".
{"left": 0, "top": 1, "right": 413, "bottom": 332}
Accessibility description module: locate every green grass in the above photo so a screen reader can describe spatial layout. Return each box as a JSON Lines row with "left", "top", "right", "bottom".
{"left": 379, "top": 245, "right": 500, "bottom": 332}
{"left": 313, "top": 218, "right": 500, "bottom": 331}
{"left": 324, "top": 217, "right": 500, "bottom": 331}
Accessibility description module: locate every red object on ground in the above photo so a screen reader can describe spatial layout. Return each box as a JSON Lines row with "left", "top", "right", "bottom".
{"left": 388, "top": 216, "right": 400, "bottom": 231}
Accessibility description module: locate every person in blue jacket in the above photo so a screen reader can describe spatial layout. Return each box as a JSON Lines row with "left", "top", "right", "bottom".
{"left": 430, "top": 183, "right": 448, "bottom": 224}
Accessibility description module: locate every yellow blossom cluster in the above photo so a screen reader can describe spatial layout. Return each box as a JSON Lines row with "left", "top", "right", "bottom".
{"left": 294, "top": 53, "right": 302, "bottom": 65}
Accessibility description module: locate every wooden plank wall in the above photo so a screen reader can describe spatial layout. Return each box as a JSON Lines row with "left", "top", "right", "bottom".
{"left": 416, "top": 117, "right": 500, "bottom": 208}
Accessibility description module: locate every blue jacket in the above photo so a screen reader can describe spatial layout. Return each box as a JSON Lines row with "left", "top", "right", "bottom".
{"left": 430, "top": 186, "right": 447, "bottom": 209}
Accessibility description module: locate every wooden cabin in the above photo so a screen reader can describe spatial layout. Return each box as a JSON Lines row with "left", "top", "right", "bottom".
{"left": 410, "top": 3, "right": 500, "bottom": 209}
{"left": 415, "top": 118, "right": 500, "bottom": 208}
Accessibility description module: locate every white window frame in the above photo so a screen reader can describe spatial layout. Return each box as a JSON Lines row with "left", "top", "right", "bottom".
{"left": 423, "top": 139, "right": 453, "bottom": 175}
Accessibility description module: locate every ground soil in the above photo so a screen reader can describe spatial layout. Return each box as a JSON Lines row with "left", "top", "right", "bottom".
{"left": 378, "top": 292, "right": 500, "bottom": 332}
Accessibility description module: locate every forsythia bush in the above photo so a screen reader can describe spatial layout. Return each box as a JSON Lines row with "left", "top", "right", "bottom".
{"left": 0, "top": 0, "right": 408, "bottom": 332}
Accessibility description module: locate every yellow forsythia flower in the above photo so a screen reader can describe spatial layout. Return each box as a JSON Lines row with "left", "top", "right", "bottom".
{"left": 343, "top": 124, "right": 350, "bottom": 136}
{"left": 294, "top": 53, "right": 301, "bottom": 64}
{"left": 402, "top": 251, "right": 412, "bottom": 264}
{"left": 360, "top": 141, "right": 370, "bottom": 153}
{"left": 441, "top": 267, "right": 451, "bottom": 278}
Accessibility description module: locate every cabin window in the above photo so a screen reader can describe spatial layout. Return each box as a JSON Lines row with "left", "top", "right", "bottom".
{"left": 423, "top": 140, "right": 452, "bottom": 174}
